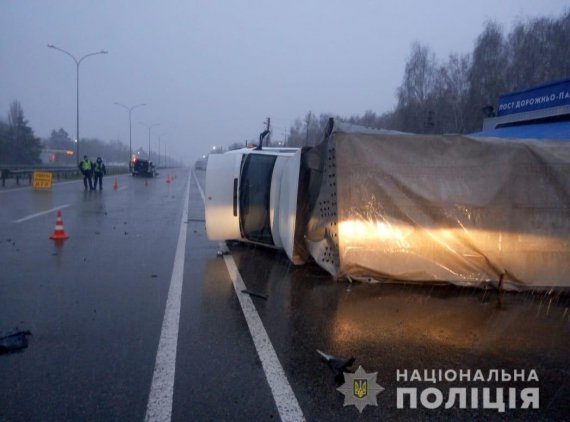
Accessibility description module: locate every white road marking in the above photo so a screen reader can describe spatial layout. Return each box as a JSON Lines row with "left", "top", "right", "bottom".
{"left": 145, "top": 171, "right": 192, "bottom": 422}
{"left": 192, "top": 168, "right": 205, "bottom": 203}
{"left": 193, "top": 173, "right": 304, "bottom": 421}
{"left": 12, "top": 204, "right": 72, "bottom": 223}
{"left": 116, "top": 186, "right": 128, "bottom": 192}
{"left": 222, "top": 251, "right": 305, "bottom": 422}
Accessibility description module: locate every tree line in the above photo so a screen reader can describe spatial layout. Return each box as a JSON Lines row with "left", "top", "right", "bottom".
{"left": 0, "top": 100, "right": 180, "bottom": 166}
{"left": 0, "top": 101, "right": 42, "bottom": 165}
{"left": 286, "top": 11, "right": 570, "bottom": 146}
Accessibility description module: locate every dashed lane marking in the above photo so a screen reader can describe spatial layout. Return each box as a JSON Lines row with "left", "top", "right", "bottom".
{"left": 192, "top": 168, "right": 205, "bottom": 203}
{"left": 194, "top": 172, "right": 305, "bottom": 422}
{"left": 12, "top": 204, "right": 72, "bottom": 223}
{"left": 222, "top": 251, "right": 305, "bottom": 422}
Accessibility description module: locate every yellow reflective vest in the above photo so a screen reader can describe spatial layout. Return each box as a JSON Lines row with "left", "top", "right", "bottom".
{"left": 81, "top": 160, "right": 92, "bottom": 171}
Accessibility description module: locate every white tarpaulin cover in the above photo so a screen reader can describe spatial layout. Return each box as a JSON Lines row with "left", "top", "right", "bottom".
{"left": 304, "top": 122, "right": 570, "bottom": 290}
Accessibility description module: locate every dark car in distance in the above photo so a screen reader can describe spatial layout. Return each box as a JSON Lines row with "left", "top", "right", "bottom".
{"left": 132, "top": 158, "right": 156, "bottom": 177}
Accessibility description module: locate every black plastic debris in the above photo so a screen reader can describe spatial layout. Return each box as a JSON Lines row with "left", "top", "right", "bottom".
{"left": 317, "top": 349, "right": 355, "bottom": 383}
{"left": 241, "top": 289, "right": 268, "bottom": 300}
{"left": 151, "top": 274, "right": 158, "bottom": 278}
{"left": 0, "top": 330, "right": 32, "bottom": 354}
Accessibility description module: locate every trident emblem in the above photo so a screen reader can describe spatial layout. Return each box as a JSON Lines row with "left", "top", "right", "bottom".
{"left": 353, "top": 379, "right": 367, "bottom": 398}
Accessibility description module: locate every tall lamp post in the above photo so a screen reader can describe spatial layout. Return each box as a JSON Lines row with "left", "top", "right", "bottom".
{"left": 157, "top": 134, "right": 165, "bottom": 168}
{"left": 114, "top": 102, "right": 146, "bottom": 170}
{"left": 47, "top": 44, "right": 108, "bottom": 164}
{"left": 140, "top": 122, "right": 160, "bottom": 162}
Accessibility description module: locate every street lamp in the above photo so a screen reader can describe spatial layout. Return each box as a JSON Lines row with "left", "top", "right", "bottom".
{"left": 157, "top": 135, "right": 162, "bottom": 167}
{"left": 114, "top": 102, "right": 145, "bottom": 170}
{"left": 140, "top": 122, "right": 160, "bottom": 162}
{"left": 47, "top": 44, "right": 108, "bottom": 164}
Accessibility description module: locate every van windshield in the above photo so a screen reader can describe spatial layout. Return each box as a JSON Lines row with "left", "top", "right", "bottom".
{"left": 239, "top": 154, "right": 277, "bottom": 245}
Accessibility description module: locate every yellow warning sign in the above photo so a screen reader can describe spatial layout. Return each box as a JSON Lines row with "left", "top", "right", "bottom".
{"left": 32, "top": 171, "right": 53, "bottom": 190}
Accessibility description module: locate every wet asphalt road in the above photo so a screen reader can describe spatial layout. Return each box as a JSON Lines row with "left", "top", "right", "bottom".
{"left": 1, "top": 169, "right": 569, "bottom": 421}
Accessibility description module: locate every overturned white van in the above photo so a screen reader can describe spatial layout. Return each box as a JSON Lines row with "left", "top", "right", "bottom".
{"left": 206, "top": 119, "right": 570, "bottom": 290}
{"left": 205, "top": 145, "right": 309, "bottom": 264}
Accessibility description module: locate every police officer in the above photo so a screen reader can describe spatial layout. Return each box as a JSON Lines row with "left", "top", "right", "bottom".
{"left": 93, "top": 157, "right": 107, "bottom": 190}
{"left": 78, "top": 155, "right": 94, "bottom": 190}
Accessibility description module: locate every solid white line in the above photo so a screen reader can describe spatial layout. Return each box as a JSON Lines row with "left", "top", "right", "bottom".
{"left": 194, "top": 173, "right": 304, "bottom": 421}
{"left": 12, "top": 204, "right": 71, "bottom": 223}
{"left": 192, "top": 168, "right": 205, "bottom": 203}
{"left": 145, "top": 170, "right": 192, "bottom": 422}
{"left": 222, "top": 251, "right": 305, "bottom": 422}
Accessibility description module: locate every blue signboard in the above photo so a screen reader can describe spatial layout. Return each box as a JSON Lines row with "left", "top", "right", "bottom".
{"left": 497, "top": 78, "right": 570, "bottom": 117}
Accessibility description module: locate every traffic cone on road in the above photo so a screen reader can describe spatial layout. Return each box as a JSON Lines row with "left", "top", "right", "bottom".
{"left": 113, "top": 178, "right": 119, "bottom": 190}
{"left": 166, "top": 175, "right": 171, "bottom": 184}
{"left": 144, "top": 179, "right": 148, "bottom": 187}
{"left": 49, "top": 210, "right": 69, "bottom": 240}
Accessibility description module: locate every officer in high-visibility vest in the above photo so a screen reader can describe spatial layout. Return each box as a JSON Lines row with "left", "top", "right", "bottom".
{"left": 93, "top": 157, "right": 107, "bottom": 190}
{"left": 78, "top": 155, "right": 94, "bottom": 190}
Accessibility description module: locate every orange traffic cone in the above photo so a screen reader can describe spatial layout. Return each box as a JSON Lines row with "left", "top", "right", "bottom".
{"left": 113, "top": 178, "right": 119, "bottom": 190}
{"left": 50, "top": 210, "right": 69, "bottom": 240}
{"left": 144, "top": 179, "right": 148, "bottom": 187}
{"left": 166, "top": 175, "right": 171, "bottom": 184}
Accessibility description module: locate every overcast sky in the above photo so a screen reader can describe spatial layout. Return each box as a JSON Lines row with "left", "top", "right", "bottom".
{"left": 1, "top": 1, "right": 568, "bottom": 163}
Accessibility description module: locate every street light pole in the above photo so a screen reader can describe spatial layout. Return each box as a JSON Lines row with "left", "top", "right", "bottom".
{"left": 114, "top": 102, "right": 145, "bottom": 170}
{"left": 157, "top": 134, "right": 165, "bottom": 168}
{"left": 48, "top": 44, "right": 108, "bottom": 164}
{"left": 140, "top": 122, "right": 160, "bottom": 162}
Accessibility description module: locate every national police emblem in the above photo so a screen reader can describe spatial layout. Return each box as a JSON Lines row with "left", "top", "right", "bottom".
{"left": 337, "top": 366, "right": 384, "bottom": 413}
{"left": 353, "top": 379, "right": 367, "bottom": 398}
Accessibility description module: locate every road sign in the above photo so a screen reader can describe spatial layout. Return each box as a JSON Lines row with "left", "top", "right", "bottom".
{"left": 32, "top": 171, "right": 53, "bottom": 190}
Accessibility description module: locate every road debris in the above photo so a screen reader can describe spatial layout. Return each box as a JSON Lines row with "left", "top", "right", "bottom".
{"left": 0, "top": 330, "right": 32, "bottom": 354}
{"left": 317, "top": 349, "right": 355, "bottom": 383}
{"left": 241, "top": 289, "right": 268, "bottom": 300}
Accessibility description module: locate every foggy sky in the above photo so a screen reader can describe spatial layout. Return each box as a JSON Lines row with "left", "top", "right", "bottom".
{"left": 1, "top": 0, "right": 568, "bottom": 164}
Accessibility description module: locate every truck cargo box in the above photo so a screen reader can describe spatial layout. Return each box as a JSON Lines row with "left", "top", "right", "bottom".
{"left": 303, "top": 120, "right": 570, "bottom": 290}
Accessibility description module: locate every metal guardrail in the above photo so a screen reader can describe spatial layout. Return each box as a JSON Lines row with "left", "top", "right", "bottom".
{"left": 0, "top": 164, "right": 129, "bottom": 187}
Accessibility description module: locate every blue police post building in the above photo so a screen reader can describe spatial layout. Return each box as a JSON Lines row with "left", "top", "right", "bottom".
{"left": 473, "top": 77, "right": 570, "bottom": 140}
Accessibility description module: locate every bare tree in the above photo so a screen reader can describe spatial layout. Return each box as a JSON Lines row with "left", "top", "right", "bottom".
{"left": 285, "top": 10, "right": 570, "bottom": 137}
{"left": 465, "top": 21, "right": 508, "bottom": 130}
{"left": 394, "top": 43, "right": 439, "bottom": 133}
